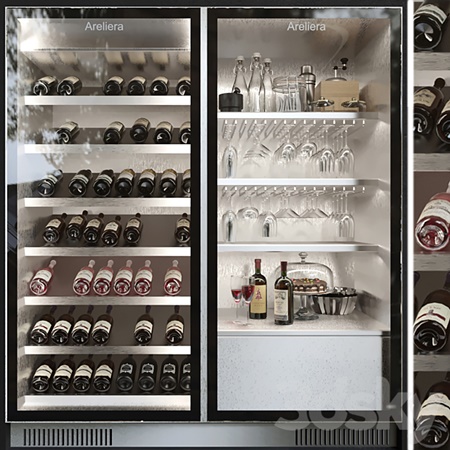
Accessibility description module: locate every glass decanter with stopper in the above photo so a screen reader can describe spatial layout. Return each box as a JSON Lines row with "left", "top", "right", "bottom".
{"left": 232, "top": 56, "right": 248, "bottom": 112}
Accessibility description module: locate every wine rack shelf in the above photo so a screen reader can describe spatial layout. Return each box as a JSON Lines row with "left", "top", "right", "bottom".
{"left": 21, "top": 296, "right": 191, "bottom": 306}
{"left": 217, "top": 112, "right": 379, "bottom": 121}
{"left": 414, "top": 253, "right": 450, "bottom": 271}
{"left": 21, "top": 247, "right": 191, "bottom": 257}
{"left": 414, "top": 154, "right": 450, "bottom": 171}
{"left": 19, "top": 395, "right": 190, "bottom": 410}
{"left": 21, "top": 346, "right": 191, "bottom": 356}
{"left": 414, "top": 354, "right": 450, "bottom": 372}
{"left": 218, "top": 178, "right": 380, "bottom": 189}
{"left": 23, "top": 144, "right": 191, "bottom": 155}
{"left": 217, "top": 242, "right": 379, "bottom": 253}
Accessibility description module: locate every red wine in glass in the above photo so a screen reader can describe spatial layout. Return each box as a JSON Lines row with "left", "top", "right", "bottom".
{"left": 242, "top": 284, "right": 255, "bottom": 305}
{"left": 231, "top": 289, "right": 242, "bottom": 303}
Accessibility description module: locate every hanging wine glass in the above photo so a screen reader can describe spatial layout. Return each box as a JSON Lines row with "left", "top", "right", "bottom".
{"left": 273, "top": 123, "right": 296, "bottom": 170}
{"left": 313, "top": 124, "right": 335, "bottom": 177}
{"left": 237, "top": 186, "right": 259, "bottom": 219}
{"left": 295, "top": 123, "right": 317, "bottom": 178}
{"left": 258, "top": 187, "right": 277, "bottom": 238}
{"left": 275, "top": 187, "right": 300, "bottom": 218}
{"left": 336, "top": 191, "right": 355, "bottom": 241}
{"left": 221, "top": 120, "right": 238, "bottom": 178}
{"left": 221, "top": 187, "right": 237, "bottom": 242}
{"left": 243, "top": 122, "right": 272, "bottom": 165}
{"left": 336, "top": 124, "right": 355, "bottom": 177}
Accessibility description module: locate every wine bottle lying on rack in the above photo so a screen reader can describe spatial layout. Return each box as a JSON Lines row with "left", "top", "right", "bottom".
{"left": 134, "top": 305, "right": 154, "bottom": 345}
{"left": 165, "top": 306, "right": 184, "bottom": 345}
{"left": 134, "top": 260, "right": 153, "bottom": 296}
{"left": 124, "top": 213, "right": 142, "bottom": 244}
{"left": 101, "top": 216, "right": 122, "bottom": 247}
{"left": 114, "top": 260, "right": 133, "bottom": 296}
{"left": 160, "top": 169, "right": 178, "bottom": 197}
{"left": 138, "top": 356, "right": 158, "bottom": 392}
{"left": 30, "top": 306, "right": 57, "bottom": 345}
{"left": 160, "top": 356, "right": 178, "bottom": 392}
{"left": 93, "top": 355, "right": 114, "bottom": 393}
{"left": 179, "top": 356, "right": 191, "bottom": 392}
{"left": 42, "top": 213, "right": 67, "bottom": 244}
{"left": 93, "top": 260, "right": 114, "bottom": 296}
{"left": 71, "top": 305, "right": 94, "bottom": 346}
{"left": 127, "top": 76, "right": 146, "bottom": 95}
{"left": 137, "top": 169, "right": 156, "bottom": 197}
{"left": 437, "top": 100, "right": 450, "bottom": 144}
{"left": 29, "top": 260, "right": 57, "bottom": 296}
{"left": 52, "top": 356, "right": 75, "bottom": 393}
{"left": 414, "top": 0, "right": 450, "bottom": 51}
{"left": 414, "top": 78, "right": 446, "bottom": 135}
{"left": 182, "top": 169, "right": 191, "bottom": 197}
{"left": 103, "top": 76, "right": 124, "bottom": 95}
{"left": 91, "top": 305, "right": 113, "bottom": 345}
{"left": 56, "top": 121, "right": 80, "bottom": 144}
{"left": 116, "top": 355, "right": 136, "bottom": 392}
{"left": 176, "top": 76, "right": 191, "bottom": 96}
{"left": 179, "top": 121, "right": 191, "bottom": 144}
{"left": 57, "top": 76, "right": 82, "bottom": 96}
{"left": 51, "top": 306, "right": 76, "bottom": 345}
{"left": 103, "top": 121, "right": 125, "bottom": 144}
{"left": 68, "top": 169, "right": 92, "bottom": 197}
{"left": 73, "top": 355, "right": 95, "bottom": 393}
{"left": 149, "top": 76, "right": 169, "bottom": 95}
{"left": 73, "top": 260, "right": 96, "bottom": 296}
{"left": 154, "top": 121, "right": 173, "bottom": 144}
{"left": 36, "top": 169, "right": 63, "bottom": 197}
{"left": 83, "top": 213, "right": 105, "bottom": 245}
{"left": 31, "top": 357, "right": 56, "bottom": 393}
{"left": 175, "top": 213, "right": 190, "bottom": 245}
{"left": 115, "top": 169, "right": 135, "bottom": 197}
{"left": 130, "top": 118, "right": 151, "bottom": 144}
{"left": 93, "top": 169, "right": 115, "bottom": 197}
{"left": 33, "top": 75, "right": 57, "bottom": 95}
{"left": 66, "top": 210, "right": 88, "bottom": 240}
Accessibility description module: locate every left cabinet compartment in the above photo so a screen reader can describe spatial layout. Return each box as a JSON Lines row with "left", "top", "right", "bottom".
{"left": 6, "top": 7, "right": 200, "bottom": 421}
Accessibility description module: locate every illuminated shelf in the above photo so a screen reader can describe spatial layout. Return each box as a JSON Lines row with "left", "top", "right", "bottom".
{"left": 218, "top": 242, "right": 379, "bottom": 253}
{"left": 22, "top": 197, "right": 190, "bottom": 208}
{"left": 217, "top": 112, "right": 379, "bottom": 120}
{"left": 414, "top": 253, "right": 450, "bottom": 271}
{"left": 21, "top": 346, "right": 191, "bottom": 356}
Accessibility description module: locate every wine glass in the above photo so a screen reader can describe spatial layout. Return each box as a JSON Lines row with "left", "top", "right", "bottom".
{"left": 230, "top": 275, "right": 245, "bottom": 324}
{"left": 336, "top": 125, "right": 355, "bottom": 177}
{"left": 242, "top": 276, "right": 255, "bottom": 305}
{"left": 295, "top": 124, "right": 317, "bottom": 177}
{"left": 313, "top": 124, "right": 335, "bottom": 176}
{"left": 258, "top": 188, "right": 278, "bottom": 238}
{"left": 273, "top": 124, "right": 296, "bottom": 172}
{"left": 336, "top": 192, "right": 355, "bottom": 241}
{"left": 275, "top": 187, "right": 300, "bottom": 218}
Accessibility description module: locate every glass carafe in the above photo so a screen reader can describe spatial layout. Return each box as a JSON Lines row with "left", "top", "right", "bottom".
{"left": 262, "top": 58, "right": 276, "bottom": 112}
{"left": 232, "top": 56, "right": 249, "bottom": 112}
{"left": 248, "top": 53, "right": 263, "bottom": 112}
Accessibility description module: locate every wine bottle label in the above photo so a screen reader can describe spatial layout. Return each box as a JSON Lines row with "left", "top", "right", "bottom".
{"left": 162, "top": 170, "right": 177, "bottom": 181}
{"left": 135, "top": 320, "right": 153, "bottom": 334}
{"left": 177, "top": 218, "right": 190, "bottom": 228}
{"left": 415, "top": 4, "right": 448, "bottom": 25}
{"left": 414, "top": 89, "right": 437, "bottom": 107}
{"left": 163, "top": 363, "right": 176, "bottom": 374}
{"left": 71, "top": 174, "right": 89, "bottom": 185}
{"left": 182, "top": 170, "right": 191, "bottom": 180}
{"left": 142, "top": 363, "right": 155, "bottom": 374}
{"left": 95, "top": 269, "right": 113, "bottom": 282}
{"left": 69, "top": 216, "right": 84, "bottom": 225}
{"left": 118, "top": 170, "right": 134, "bottom": 181}
{"left": 116, "top": 268, "right": 133, "bottom": 282}
{"left": 33, "top": 269, "right": 52, "bottom": 282}
{"left": 251, "top": 285, "right": 267, "bottom": 314}
{"left": 166, "top": 319, "right": 184, "bottom": 334}
{"left": 32, "top": 319, "right": 52, "bottom": 334}
{"left": 152, "top": 76, "right": 169, "bottom": 84}
{"left": 75, "top": 364, "right": 93, "bottom": 378}
{"left": 53, "top": 320, "right": 72, "bottom": 334}
{"left": 120, "top": 363, "right": 134, "bottom": 375}
{"left": 109, "top": 121, "right": 125, "bottom": 132}
{"left": 157, "top": 121, "right": 173, "bottom": 131}
{"left": 96, "top": 174, "right": 113, "bottom": 184}
{"left": 418, "top": 199, "right": 450, "bottom": 223}
{"left": 61, "top": 121, "right": 78, "bottom": 133}
{"left": 63, "top": 76, "right": 80, "bottom": 84}
{"left": 46, "top": 174, "right": 59, "bottom": 185}
{"left": 417, "top": 393, "right": 450, "bottom": 420}
{"left": 55, "top": 364, "right": 73, "bottom": 378}
{"left": 87, "top": 218, "right": 101, "bottom": 228}
{"left": 415, "top": 302, "right": 450, "bottom": 329}
{"left": 104, "top": 222, "right": 120, "bottom": 232}
{"left": 178, "top": 76, "right": 190, "bottom": 83}
{"left": 45, "top": 218, "right": 62, "bottom": 228}
{"left": 72, "top": 320, "right": 92, "bottom": 334}
{"left": 35, "top": 364, "right": 53, "bottom": 378}
{"left": 130, "top": 76, "right": 146, "bottom": 84}
{"left": 442, "top": 100, "right": 450, "bottom": 114}
{"left": 108, "top": 76, "right": 124, "bottom": 84}
{"left": 96, "top": 364, "right": 113, "bottom": 378}
{"left": 136, "top": 268, "right": 153, "bottom": 283}
{"left": 140, "top": 169, "right": 156, "bottom": 181}
{"left": 165, "top": 269, "right": 182, "bottom": 283}
{"left": 92, "top": 320, "right": 112, "bottom": 334}
{"left": 74, "top": 269, "right": 94, "bottom": 283}
{"left": 274, "top": 289, "right": 289, "bottom": 320}
{"left": 182, "top": 363, "right": 191, "bottom": 374}
{"left": 126, "top": 219, "right": 141, "bottom": 228}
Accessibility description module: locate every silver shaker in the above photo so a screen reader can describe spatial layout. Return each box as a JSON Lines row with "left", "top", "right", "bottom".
{"left": 300, "top": 65, "right": 316, "bottom": 112}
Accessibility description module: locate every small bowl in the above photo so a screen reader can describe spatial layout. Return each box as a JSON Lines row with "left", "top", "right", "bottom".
{"left": 311, "top": 287, "right": 358, "bottom": 315}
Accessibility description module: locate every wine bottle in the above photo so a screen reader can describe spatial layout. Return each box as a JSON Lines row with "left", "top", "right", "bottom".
{"left": 92, "top": 305, "right": 113, "bottom": 345}
{"left": 103, "top": 121, "right": 125, "bottom": 144}
{"left": 149, "top": 76, "right": 169, "bottom": 95}
{"left": 134, "top": 260, "right": 153, "bottom": 296}
{"left": 30, "top": 306, "right": 57, "bottom": 345}
{"left": 274, "top": 261, "right": 294, "bottom": 325}
{"left": 181, "top": 169, "right": 191, "bottom": 197}
{"left": 93, "top": 355, "right": 114, "bottom": 393}
{"left": 130, "top": 118, "right": 150, "bottom": 144}
{"left": 57, "top": 76, "right": 82, "bottom": 96}
{"left": 116, "top": 355, "right": 136, "bottom": 392}
{"left": 160, "top": 169, "right": 178, "bottom": 197}
{"left": 178, "top": 121, "right": 191, "bottom": 144}
{"left": 31, "top": 357, "right": 56, "bottom": 393}
{"left": 250, "top": 258, "right": 267, "bottom": 320}
{"left": 51, "top": 306, "right": 76, "bottom": 345}
{"left": 29, "top": 260, "right": 57, "bottom": 296}
{"left": 127, "top": 76, "right": 147, "bottom": 95}
{"left": 138, "top": 356, "right": 158, "bottom": 392}
{"left": 160, "top": 356, "right": 178, "bottom": 392}
{"left": 165, "top": 306, "right": 184, "bottom": 345}
{"left": 71, "top": 305, "right": 94, "bottom": 345}
{"left": 103, "top": 76, "right": 124, "bottom": 95}
{"left": 56, "top": 121, "right": 80, "bottom": 144}
{"left": 179, "top": 356, "right": 191, "bottom": 392}
{"left": 33, "top": 75, "right": 57, "bottom": 96}
{"left": 123, "top": 213, "right": 143, "bottom": 244}
{"left": 414, "top": 78, "right": 446, "bottom": 135}
{"left": 414, "top": 272, "right": 450, "bottom": 353}
{"left": 42, "top": 213, "right": 67, "bottom": 244}
{"left": 415, "top": 372, "right": 450, "bottom": 448}
{"left": 113, "top": 260, "right": 133, "bottom": 296}
{"left": 415, "top": 181, "right": 450, "bottom": 251}
{"left": 164, "top": 260, "right": 182, "bottom": 296}
{"left": 175, "top": 213, "right": 190, "bottom": 245}
{"left": 154, "top": 121, "right": 173, "bottom": 144}
{"left": 176, "top": 76, "right": 191, "bottom": 96}
{"left": 93, "top": 169, "right": 115, "bottom": 197}
{"left": 414, "top": 1, "right": 450, "bottom": 50}
{"left": 73, "top": 260, "right": 96, "bottom": 296}
{"left": 134, "top": 305, "right": 154, "bottom": 345}
{"left": 137, "top": 169, "right": 156, "bottom": 197}
{"left": 36, "top": 169, "right": 63, "bottom": 197}
{"left": 66, "top": 210, "right": 88, "bottom": 240}
{"left": 101, "top": 216, "right": 122, "bottom": 247}
{"left": 52, "top": 356, "right": 76, "bottom": 393}
{"left": 73, "top": 355, "right": 95, "bottom": 393}
{"left": 68, "top": 169, "right": 92, "bottom": 197}
{"left": 115, "top": 168, "right": 135, "bottom": 197}
{"left": 437, "top": 100, "right": 450, "bottom": 144}
{"left": 93, "top": 260, "right": 115, "bottom": 296}
{"left": 83, "top": 213, "right": 105, "bottom": 245}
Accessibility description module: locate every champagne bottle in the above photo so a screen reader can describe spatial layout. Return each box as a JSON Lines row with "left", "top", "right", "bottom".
{"left": 149, "top": 76, "right": 169, "bottom": 95}
{"left": 116, "top": 355, "right": 136, "bottom": 392}
{"left": 93, "top": 169, "right": 115, "bottom": 197}
{"left": 42, "top": 213, "right": 67, "bottom": 244}
{"left": 175, "top": 213, "right": 190, "bottom": 245}
{"left": 51, "top": 306, "right": 76, "bottom": 345}
{"left": 134, "top": 305, "right": 154, "bottom": 345}
{"left": 138, "top": 356, "right": 158, "bottom": 392}
{"left": 250, "top": 258, "right": 267, "bottom": 319}
{"left": 52, "top": 356, "right": 75, "bottom": 393}
{"left": 36, "top": 169, "right": 63, "bottom": 197}
{"left": 154, "top": 121, "right": 173, "bottom": 144}
{"left": 178, "top": 121, "right": 191, "bottom": 144}
{"left": 103, "top": 121, "right": 125, "bottom": 144}
{"left": 56, "top": 121, "right": 80, "bottom": 144}
{"left": 30, "top": 306, "right": 57, "bottom": 345}
{"left": 165, "top": 306, "right": 184, "bottom": 345}
{"left": 57, "top": 76, "right": 82, "bottom": 96}
{"left": 103, "top": 76, "right": 124, "bottom": 95}
{"left": 93, "top": 355, "right": 114, "bottom": 393}
{"left": 179, "top": 356, "right": 191, "bottom": 392}
{"left": 414, "top": 78, "right": 446, "bottom": 135}
{"left": 92, "top": 305, "right": 113, "bottom": 345}
{"left": 66, "top": 210, "right": 88, "bottom": 240}
{"left": 68, "top": 169, "right": 92, "bottom": 197}
{"left": 130, "top": 118, "right": 150, "bottom": 144}
{"left": 274, "top": 261, "right": 294, "bottom": 325}
{"left": 160, "top": 169, "right": 178, "bottom": 197}
{"left": 123, "top": 213, "right": 143, "bottom": 244}
{"left": 71, "top": 305, "right": 94, "bottom": 345}
{"left": 101, "top": 215, "right": 122, "bottom": 247}
{"left": 73, "top": 355, "right": 95, "bottom": 393}
{"left": 137, "top": 169, "right": 156, "bottom": 197}
{"left": 83, "top": 213, "right": 105, "bottom": 245}
{"left": 176, "top": 76, "right": 190, "bottom": 96}
{"left": 115, "top": 168, "right": 135, "bottom": 197}
{"left": 31, "top": 357, "right": 56, "bottom": 393}
{"left": 160, "top": 356, "right": 178, "bottom": 392}
{"left": 33, "top": 75, "right": 57, "bottom": 95}
{"left": 127, "top": 76, "right": 146, "bottom": 95}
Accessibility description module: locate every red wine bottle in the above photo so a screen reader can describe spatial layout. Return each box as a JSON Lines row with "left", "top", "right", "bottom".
{"left": 66, "top": 210, "right": 88, "bottom": 240}
{"left": 134, "top": 305, "right": 154, "bottom": 345}
{"left": 52, "top": 355, "right": 75, "bottom": 393}
{"left": 138, "top": 356, "right": 158, "bottom": 392}
{"left": 124, "top": 213, "right": 143, "bottom": 244}
{"left": 93, "top": 355, "right": 114, "bottom": 393}
{"left": 93, "top": 169, "right": 115, "bottom": 197}
{"left": 175, "top": 213, "right": 190, "bottom": 245}
{"left": 68, "top": 169, "right": 92, "bottom": 197}
{"left": 103, "top": 76, "right": 124, "bottom": 95}
{"left": 127, "top": 76, "right": 146, "bottom": 95}
{"left": 36, "top": 169, "right": 63, "bottom": 197}
{"left": 101, "top": 216, "right": 122, "bottom": 247}
{"left": 103, "top": 121, "right": 125, "bottom": 144}
{"left": 30, "top": 306, "right": 57, "bottom": 345}
{"left": 149, "top": 76, "right": 169, "bottom": 95}
{"left": 130, "top": 118, "right": 150, "bottom": 144}
{"left": 274, "top": 261, "right": 294, "bottom": 325}
{"left": 92, "top": 305, "right": 113, "bottom": 345}
{"left": 42, "top": 213, "right": 67, "bottom": 244}
{"left": 115, "top": 169, "right": 135, "bottom": 197}
{"left": 31, "top": 356, "right": 56, "bottom": 393}
{"left": 116, "top": 355, "right": 136, "bottom": 392}
{"left": 71, "top": 305, "right": 94, "bottom": 345}
{"left": 250, "top": 258, "right": 267, "bottom": 320}
{"left": 72, "top": 355, "right": 95, "bottom": 393}
{"left": 137, "top": 169, "right": 156, "bottom": 197}
{"left": 160, "top": 356, "right": 178, "bottom": 392}
{"left": 165, "top": 306, "right": 184, "bottom": 345}
{"left": 51, "top": 306, "right": 76, "bottom": 345}
{"left": 83, "top": 213, "right": 105, "bottom": 245}
{"left": 57, "top": 76, "right": 82, "bottom": 96}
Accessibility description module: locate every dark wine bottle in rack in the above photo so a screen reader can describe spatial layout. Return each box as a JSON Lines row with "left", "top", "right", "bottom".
{"left": 179, "top": 121, "right": 191, "bottom": 144}
{"left": 36, "top": 169, "right": 63, "bottom": 197}
{"left": 31, "top": 356, "right": 56, "bottom": 393}
{"left": 114, "top": 260, "right": 133, "bottom": 296}
{"left": 149, "top": 76, "right": 169, "bottom": 95}
{"left": 165, "top": 305, "right": 184, "bottom": 345}
{"left": 93, "top": 169, "right": 115, "bottom": 197}
{"left": 30, "top": 306, "right": 57, "bottom": 345}
{"left": 66, "top": 210, "right": 88, "bottom": 240}
{"left": 33, "top": 75, "right": 57, "bottom": 95}
{"left": 91, "top": 305, "right": 113, "bottom": 345}
{"left": 103, "top": 76, "right": 124, "bottom": 95}
{"left": 68, "top": 169, "right": 92, "bottom": 197}
{"left": 83, "top": 213, "right": 105, "bottom": 245}
{"left": 179, "top": 356, "right": 191, "bottom": 392}
{"left": 437, "top": 100, "right": 450, "bottom": 144}
{"left": 101, "top": 216, "right": 122, "bottom": 247}
{"left": 42, "top": 213, "right": 67, "bottom": 244}
{"left": 73, "top": 260, "right": 96, "bottom": 296}
{"left": 123, "top": 213, "right": 143, "bottom": 244}
{"left": 93, "top": 260, "right": 115, "bottom": 296}
{"left": 134, "top": 260, "right": 153, "bottom": 296}
{"left": 57, "top": 76, "right": 82, "bottom": 96}
{"left": 414, "top": 78, "right": 446, "bottom": 135}
{"left": 103, "top": 121, "right": 125, "bottom": 144}
{"left": 134, "top": 305, "right": 154, "bottom": 345}
{"left": 73, "top": 355, "right": 95, "bottom": 393}
{"left": 130, "top": 118, "right": 151, "bottom": 144}
{"left": 176, "top": 76, "right": 191, "bottom": 96}
{"left": 56, "top": 121, "right": 80, "bottom": 144}
{"left": 182, "top": 169, "right": 191, "bottom": 197}
{"left": 160, "top": 169, "right": 178, "bottom": 197}
{"left": 175, "top": 213, "right": 191, "bottom": 245}
{"left": 52, "top": 355, "right": 75, "bottom": 393}
{"left": 160, "top": 356, "right": 178, "bottom": 392}
{"left": 71, "top": 305, "right": 94, "bottom": 345}
{"left": 51, "top": 306, "right": 76, "bottom": 345}
{"left": 154, "top": 121, "right": 173, "bottom": 144}
{"left": 138, "top": 356, "right": 158, "bottom": 392}
{"left": 127, "top": 76, "right": 147, "bottom": 95}
{"left": 93, "top": 355, "right": 114, "bottom": 393}
{"left": 116, "top": 355, "right": 136, "bottom": 392}
{"left": 414, "top": 0, "right": 450, "bottom": 50}
{"left": 137, "top": 169, "right": 156, "bottom": 197}
{"left": 115, "top": 169, "right": 135, "bottom": 197}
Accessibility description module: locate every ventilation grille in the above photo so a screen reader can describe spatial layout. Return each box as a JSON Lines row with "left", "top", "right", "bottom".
{"left": 23, "top": 428, "right": 113, "bottom": 447}
{"left": 296, "top": 428, "right": 390, "bottom": 447}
